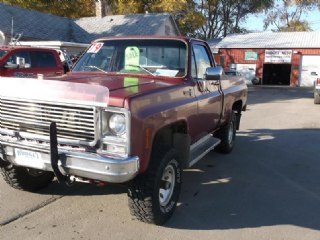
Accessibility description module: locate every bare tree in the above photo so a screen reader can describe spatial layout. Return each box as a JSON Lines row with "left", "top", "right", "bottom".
{"left": 195, "top": 0, "right": 273, "bottom": 39}
{"left": 264, "top": 0, "right": 318, "bottom": 31}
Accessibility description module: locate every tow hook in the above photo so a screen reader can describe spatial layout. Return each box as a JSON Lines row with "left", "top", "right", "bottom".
{"left": 66, "top": 176, "right": 76, "bottom": 187}
{"left": 50, "top": 122, "right": 74, "bottom": 187}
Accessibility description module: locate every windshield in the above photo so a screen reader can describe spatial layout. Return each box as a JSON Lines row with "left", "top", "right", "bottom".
{"left": 72, "top": 39, "right": 187, "bottom": 78}
{"left": 0, "top": 49, "right": 8, "bottom": 59}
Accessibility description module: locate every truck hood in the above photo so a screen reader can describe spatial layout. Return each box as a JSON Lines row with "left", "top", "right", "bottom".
{"left": 56, "top": 73, "right": 156, "bottom": 91}
{"left": 53, "top": 73, "right": 178, "bottom": 107}
{"left": 0, "top": 73, "right": 179, "bottom": 108}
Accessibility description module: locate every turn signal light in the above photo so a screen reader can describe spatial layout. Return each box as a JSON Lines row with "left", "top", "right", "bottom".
{"left": 316, "top": 78, "right": 320, "bottom": 86}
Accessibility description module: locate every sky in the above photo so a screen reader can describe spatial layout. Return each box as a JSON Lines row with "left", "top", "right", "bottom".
{"left": 243, "top": 8, "right": 320, "bottom": 32}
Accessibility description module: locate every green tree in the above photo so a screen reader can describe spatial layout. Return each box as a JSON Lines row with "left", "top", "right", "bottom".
{"left": 0, "top": 0, "right": 95, "bottom": 18}
{"left": 264, "top": 0, "right": 317, "bottom": 32}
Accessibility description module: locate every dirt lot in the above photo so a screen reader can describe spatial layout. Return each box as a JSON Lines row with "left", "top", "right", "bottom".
{"left": 0, "top": 86, "right": 320, "bottom": 240}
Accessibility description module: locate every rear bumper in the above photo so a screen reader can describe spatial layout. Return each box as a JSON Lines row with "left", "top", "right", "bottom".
{"left": 0, "top": 143, "right": 139, "bottom": 183}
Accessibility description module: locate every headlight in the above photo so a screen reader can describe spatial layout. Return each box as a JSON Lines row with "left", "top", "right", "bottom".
{"left": 100, "top": 109, "right": 130, "bottom": 158}
{"left": 109, "top": 113, "right": 126, "bottom": 136}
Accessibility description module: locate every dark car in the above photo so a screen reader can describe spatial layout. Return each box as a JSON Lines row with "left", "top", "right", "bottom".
{"left": 224, "top": 69, "right": 242, "bottom": 76}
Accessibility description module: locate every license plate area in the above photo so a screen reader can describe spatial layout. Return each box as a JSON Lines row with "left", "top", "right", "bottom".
{"left": 14, "top": 148, "right": 45, "bottom": 169}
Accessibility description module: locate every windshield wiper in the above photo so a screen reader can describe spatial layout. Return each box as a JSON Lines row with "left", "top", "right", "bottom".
{"left": 83, "top": 65, "right": 108, "bottom": 73}
{"left": 124, "top": 64, "right": 154, "bottom": 76}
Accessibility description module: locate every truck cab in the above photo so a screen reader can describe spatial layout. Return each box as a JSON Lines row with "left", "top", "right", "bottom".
{"left": 0, "top": 46, "right": 64, "bottom": 78}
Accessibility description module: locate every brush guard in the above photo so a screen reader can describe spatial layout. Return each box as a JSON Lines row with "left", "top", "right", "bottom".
{"left": 50, "top": 122, "right": 74, "bottom": 186}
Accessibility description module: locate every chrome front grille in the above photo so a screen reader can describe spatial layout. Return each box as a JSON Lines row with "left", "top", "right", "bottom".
{"left": 0, "top": 97, "right": 97, "bottom": 144}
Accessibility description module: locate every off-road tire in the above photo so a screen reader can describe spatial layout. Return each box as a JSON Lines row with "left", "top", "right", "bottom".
{"left": 127, "top": 149, "right": 182, "bottom": 225}
{"left": 0, "top": 164, "right": 54, "bottom": 192}
{"left": 215, "top": 112, "right": 236, "bottom": 154}
{"left": 314, "top": 92, "right": 320, "bottom": 104}
{"left": 252, "top": 77, "right": 260, "bottom": 85}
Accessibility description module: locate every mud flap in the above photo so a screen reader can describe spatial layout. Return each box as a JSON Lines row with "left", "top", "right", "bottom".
{"left": 235, "top": 112, "right": 242, "bottom": 130}
{"left": 173, "top": 133, "right": 191, "bottom": 169}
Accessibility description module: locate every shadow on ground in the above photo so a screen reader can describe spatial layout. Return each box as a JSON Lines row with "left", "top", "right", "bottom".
{"left": 33, "top": 127, "right": 320, "bottom": 231}
{"left": 247, "top": 86, "right": 314, "bottom": 105}
{"left": 38, "top": 180, "right": 127, "bottom": 196}
{"left": 166, "top": 128, "right": 320, "bottom": 231}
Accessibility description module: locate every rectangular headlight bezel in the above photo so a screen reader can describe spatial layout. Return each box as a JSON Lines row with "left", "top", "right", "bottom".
{"left": 99, "top": 107, "right": 131, "bottom": 158}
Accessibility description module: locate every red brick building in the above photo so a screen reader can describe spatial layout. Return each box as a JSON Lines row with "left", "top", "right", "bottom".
{"left": 209, "top": 32, "right": 320, "bottom": 87}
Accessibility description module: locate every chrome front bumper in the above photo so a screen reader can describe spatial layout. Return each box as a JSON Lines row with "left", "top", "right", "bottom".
{"left": 0, "top": 143, "right": 139, "bottom": 183}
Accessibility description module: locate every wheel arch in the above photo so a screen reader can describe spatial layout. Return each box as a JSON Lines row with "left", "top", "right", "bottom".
{"left": 148, "top": 120, "right": 190, "bottom": 170}
{"left": 232, "top": 100, "right": 243, "bottom": 113}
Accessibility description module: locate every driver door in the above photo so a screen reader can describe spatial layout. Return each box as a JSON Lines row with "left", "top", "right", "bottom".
{"left": 191, "top": 43, "right": 222, "bottom": 135}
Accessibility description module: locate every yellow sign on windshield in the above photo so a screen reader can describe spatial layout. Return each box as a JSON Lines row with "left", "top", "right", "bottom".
{"left": 125, "top": 46, "right": 140, "bottom": 70}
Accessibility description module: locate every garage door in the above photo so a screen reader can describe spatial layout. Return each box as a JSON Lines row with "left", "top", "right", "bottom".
{"left": 299, "top": 55, "right": 320, "bottom": 87}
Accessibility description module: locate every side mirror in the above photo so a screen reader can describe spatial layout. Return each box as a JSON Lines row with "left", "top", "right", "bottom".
{"left": 16, "top": 57, "right": 26, "bottom": 68}
{"left": 205, "top": 66, "right": 223, "bottom": 80}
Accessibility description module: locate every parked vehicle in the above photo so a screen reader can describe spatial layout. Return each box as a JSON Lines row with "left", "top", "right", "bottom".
{"left": 224, "top": 69, "right": 242, "bottom": 76}
{"left": 15, "top": 41, "right": 90, "bottom": 73}
{"left": 0, "top": 36, "right": 247, "bottom": 225}
{"left": 225, "top": 69, "right": 259, "bottom": 85}
{"left": 0, "top": 46, "right": 64, "bottom": 78}
{"left": 314, "top": 78, "right": 320, "bottom": 104}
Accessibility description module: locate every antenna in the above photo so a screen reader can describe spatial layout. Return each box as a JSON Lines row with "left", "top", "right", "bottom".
{"left": 9, "top": 17, "right": 23, "bottom": 46}
{"left": 0, "top": 31, "right": 5, "bottom": 45}
{"left": 11, "top": 17, "right": 13, "bottom": 43}
{"left": 11, "top": 33, "right": 23, "bottom": 46}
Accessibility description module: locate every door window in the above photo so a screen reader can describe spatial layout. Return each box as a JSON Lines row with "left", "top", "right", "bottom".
{"left": 191, "top": 45, "right": 212, "bottom": 80}
{"left": 31, "top": 52, "right": 57, "bottom": 68}
{"left": 7, "top": 51, "right": 32, "bottom": 68}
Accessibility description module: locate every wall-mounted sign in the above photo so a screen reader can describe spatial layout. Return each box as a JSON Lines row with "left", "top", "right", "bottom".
{"left": 245, "top": 52, "right": 258, "bottom": 60}
{"left": 265, "top": 50, "right": 292, "bottom": 63}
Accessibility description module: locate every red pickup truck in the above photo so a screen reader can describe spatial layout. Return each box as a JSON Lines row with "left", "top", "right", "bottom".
{"left": 0, "top": 36, "right": 247, "bottom": 225}
{"left": 0, "top": 46, "right": 64, "bottom": 77}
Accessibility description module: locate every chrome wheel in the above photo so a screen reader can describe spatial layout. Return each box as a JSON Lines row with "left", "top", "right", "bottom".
{"left": 159, "top": 164, "right": 176, "bottom": 207}
{"left": 128, "top": 149, "right": 181, "bottom": 225}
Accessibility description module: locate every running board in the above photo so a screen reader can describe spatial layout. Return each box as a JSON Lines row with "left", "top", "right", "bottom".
{"left": 188, "top": 134, "right": 221, "bottom": 168}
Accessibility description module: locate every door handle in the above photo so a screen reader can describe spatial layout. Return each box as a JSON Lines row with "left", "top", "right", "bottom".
{"left": 211, "top": 80, "right": 220, "bottom": 85}
{"left": 183, "top": 89, "right": 193, "bottom": 97}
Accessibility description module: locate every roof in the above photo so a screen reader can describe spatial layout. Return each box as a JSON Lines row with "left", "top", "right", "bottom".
{"left": 0, "top": 4, "right": 70, "bottom": 41}
{"left": 93, "top": 35, "right": 188, "bottom": 42}
{"left": 214, "top": 32, "right": 320, "bottom": 49}
{"left": 73, "top": 13, "right": 178, "bottom": 43}
{"left": 0, "top": 3, "right": 179, "bottom": 44}
{"left": 0, "top": 45, "right": 60, "bottom": 52}
{"left": 17, "top": 41, "right": 89, "bottom": 48}
{"left": 207, "top": 38, "right": 223, "bottom": 46}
